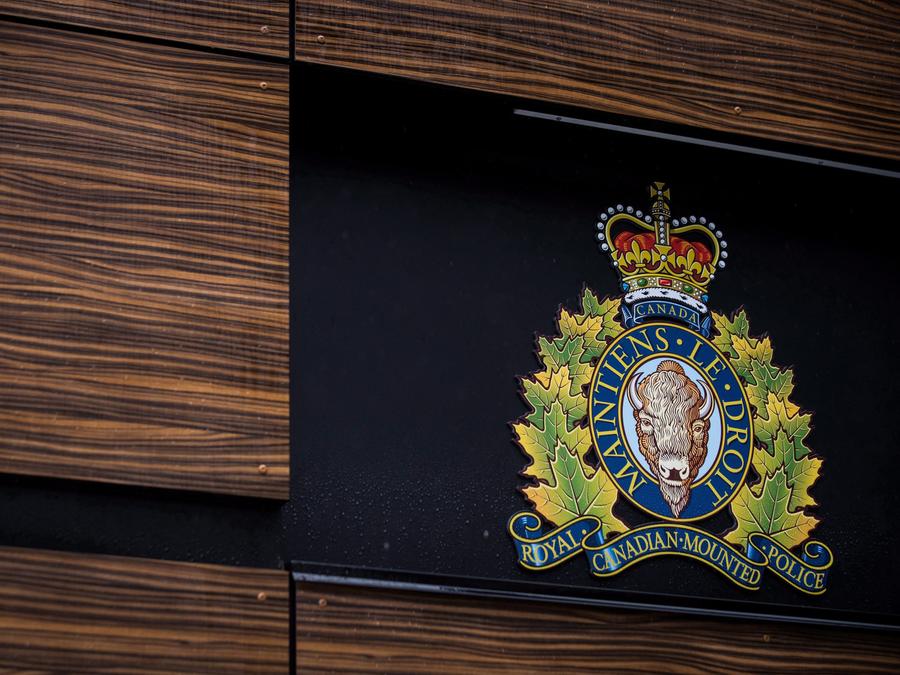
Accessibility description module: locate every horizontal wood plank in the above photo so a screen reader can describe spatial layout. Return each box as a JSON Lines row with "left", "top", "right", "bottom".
{"left": 296, "top": 582, "right": 900, "bottom": 673}
{"left": 2, "top": 1, "right": 290, "bottom": 57}
{"left": 0, "top": 546, "right": 289, "bottom": 674}
{"left": 297, "top": 0, "right": 900, "bottom": 162}
{"left": 0, "top": 23, "right": 290, "bottom": 498}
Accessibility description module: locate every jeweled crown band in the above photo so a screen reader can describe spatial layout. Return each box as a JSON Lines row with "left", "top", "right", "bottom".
{"left": 595, "top": 183, "right": 728, "bottom": 310}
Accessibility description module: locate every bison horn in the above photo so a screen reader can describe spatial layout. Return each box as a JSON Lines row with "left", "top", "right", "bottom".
{"left": 696, "top": 378, "right": 715, "bottom": 420}
{"left": 626, "top": 372, "right": 644, "bottom": 411}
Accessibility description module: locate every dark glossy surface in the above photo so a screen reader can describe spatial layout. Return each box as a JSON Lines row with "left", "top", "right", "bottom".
{"left": 288, "top": 66, "right": 900, "bottom": 626}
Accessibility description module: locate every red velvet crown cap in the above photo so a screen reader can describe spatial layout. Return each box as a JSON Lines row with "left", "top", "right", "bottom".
{"left": 612, "top": 231, "right": 713, "bottom": 264}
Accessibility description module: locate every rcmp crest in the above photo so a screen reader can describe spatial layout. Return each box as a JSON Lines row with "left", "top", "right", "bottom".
{"left": 507, "top": 183, "right": 833, "bottom": 594}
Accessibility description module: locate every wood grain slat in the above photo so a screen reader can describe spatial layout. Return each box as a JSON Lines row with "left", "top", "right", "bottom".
{"left": 0, "top": 23, "right": 289, "bottom": 498}
{"left": 0, "top": 546, "right": 289, "bottom": 674}
{"left": 1, "top": 1, "right": 290, "bottom": 57}
{"left": 296, "top": 582, "right": 900, "bottom": 673}
{"left": 297, "top": 0, "right": 900, "bottom": 162}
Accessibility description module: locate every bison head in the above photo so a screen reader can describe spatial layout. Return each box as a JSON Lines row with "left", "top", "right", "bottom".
{"left": 626, "top": 360, "right": 714, "bottom": 517}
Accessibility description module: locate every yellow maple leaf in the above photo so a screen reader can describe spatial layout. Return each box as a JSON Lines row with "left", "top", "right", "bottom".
{"left": 514, "top": 399, "right": 593, "bottom": 483}
{"left": 725, "top": 469, "right": 817, "bottom": 550}
{"left": 514, "top": 289, "right": 625, "bottom": 530}
{"left": 523, "top": 441, "right": 626, "bottom": 535}
{"left": 713, "top": 310, "right": 823, "bottom": 551}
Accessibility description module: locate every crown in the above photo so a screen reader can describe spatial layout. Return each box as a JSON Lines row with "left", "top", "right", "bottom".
{"left": 596, "top": 182, "right": 729, "bottom": 336}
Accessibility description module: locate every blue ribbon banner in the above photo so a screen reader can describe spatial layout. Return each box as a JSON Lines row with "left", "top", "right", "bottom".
{"left": 508, "top": 512, "right": 832, "bottom": 594}
{"left": 621, "top": 299, "right": 712, "bottom": 337}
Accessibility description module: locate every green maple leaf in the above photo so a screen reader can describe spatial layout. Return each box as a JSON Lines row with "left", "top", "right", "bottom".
{"left": 520, "top": 366, "right": 585, "bottom": 425}
{"left": 772, "top": 430, "right": 821, "bottom": 510}
{"left": 579, "top": 290, "right": 622, "bottom": 348}
{"left": 580, "top": 288, "right": 605, "bottom": 317}
{"left": 713, "top": 310, "right": 823, "bottom": 550}
{"left": 513, "top": 400, "right": 566, "bottom": 483}
{"left": 537, "top": 334, "right": 583, "bottom": 373}
{"left": 755, "top": 396, "right": 812, "bottom": 454}
{"left": 725, "top": 468, "right": 817, "bottom": 549}
{"left": 752, "top": 395, "right": 820, "bottom": 511}
{"left": 514, "top": 399, "right": 592, "bottom": 483}
{"left": 747, "top": 358, "right": 794, "bottom": 408}
{"left": 523, "top": 440, "right": 626, "bottom": 535}
{"left": 724, "top": 335, "right": 795, "bottom": 411}
{"left": 513, "top": 289, "right": 625, "bottom": 531}
{"left": 712, "top": 309, "right": 749, "bottom": 359}
{"left": 556, "top": 294, "right": 623, "bottom": 394}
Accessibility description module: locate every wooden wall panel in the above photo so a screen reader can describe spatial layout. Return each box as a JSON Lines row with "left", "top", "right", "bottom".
{"left": 296, "top": 582, "right": 900, "bottom": 673}
{"left": 0, "top": 23, "right": 289, "bottom": 499}
{"left": 0, "top": 546, "right": 289, "bottom": 674}
{"left": 297, "top": 0, "right": 900, "bottom": 162}
{"left": 1, "top": 1, "right": 290, "bottom": 57}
